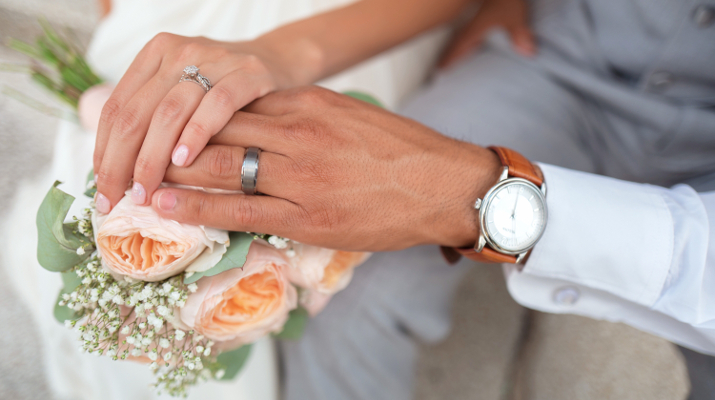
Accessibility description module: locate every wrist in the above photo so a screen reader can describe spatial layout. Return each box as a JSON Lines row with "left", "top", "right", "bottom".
{"left": 250, "top": 34, "right": 325, "bottom": 88}
{"left": 425, "top": 144, "right": 502, "bottom": 248}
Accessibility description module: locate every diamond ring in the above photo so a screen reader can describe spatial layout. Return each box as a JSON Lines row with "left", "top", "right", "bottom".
{"left": 179, "top": 65, "right": 212, "bottom": 93}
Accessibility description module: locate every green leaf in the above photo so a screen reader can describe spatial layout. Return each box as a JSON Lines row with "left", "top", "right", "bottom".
{"left": 273, "top": 307, "right": 308, "bottom": 340}
{"left": 6, "top": 38, "right": 42, "bottom": 59}
{"left": 206, "top": 344, "right": 252, "bottom": 381}
{"left": 184, "top": 232, "right": 254, "bottom": 284}
{"left": 38, "top": 18, "right": 71, "bottom": 54}
{"left": 36, "top": 181, "right": 92, "bottom": 272}
{"left": 60, "top": 65, "right": 92, "bottom": 92}
{"left": 343, "top": 91, "right": 384, "bottom": 108}
{"left": 84, "top": 168, "right": 96, "bottom": 198}
{"left": 61, "top": 270, "right": 82, "bottom": 292}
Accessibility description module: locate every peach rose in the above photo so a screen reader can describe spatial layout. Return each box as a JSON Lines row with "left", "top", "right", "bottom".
{"left": 93, "top": 195, "right": 229, "bottom": 282}
{"left": 282, "top": 245, "right": 370, "bottom": 295}
{"left": 179, "top": 242, "right": 297, "bottom": 347}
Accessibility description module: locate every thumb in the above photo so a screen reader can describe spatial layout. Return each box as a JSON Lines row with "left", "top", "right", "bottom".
{"left": 508, "top": 26, "right": 536, "bottom": 57}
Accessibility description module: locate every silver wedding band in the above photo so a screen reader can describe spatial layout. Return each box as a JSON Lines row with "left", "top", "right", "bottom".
{"left": 241, "top": 147, "right": 261, "bottom": 195}
{"left": 179, "top": 65, "right": 212, "bottom": 93}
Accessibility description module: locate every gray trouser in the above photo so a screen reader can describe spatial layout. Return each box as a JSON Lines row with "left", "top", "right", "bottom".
{"left": 279, "top": 46, "right": 599, "bottom": 400}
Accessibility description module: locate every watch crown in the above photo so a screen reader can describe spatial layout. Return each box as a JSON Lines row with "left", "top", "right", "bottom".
{"left": 474, "top": 198, "right": 482, "bottom": 210}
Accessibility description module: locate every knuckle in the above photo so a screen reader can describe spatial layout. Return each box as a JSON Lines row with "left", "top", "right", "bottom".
{"left": 134, "top": 154, "right": 158, "bottom": 179}
{"left": 307, "top": 203, "right": 338, "bottom": 231}
{"left": 239, "top": 54, "right": 267, "bottom": 74}
{"left": 210, "top": 47, "right": 233, "bottom": 62}
{"left": 178, "top": 42, "right": 202, "bottom": 60}
{"left": 96, "top": 168, "right": 121, "bottom": 189}
{"left": 207, "top": 85, "right": 234, "bottom": 109}
{"left": 154, "top": 96, "right": 184, "bottom": 123}
{"left": 150, "top": 32, "right": 175, "bottom": 48}
{"left": 184, "top": 120, "right": 211, "bottom": 140}
{"left": 283, "top": 116, "right": 326, "bottom": 144}
{"left": 112, "top": 109, "right": 143, "bottom": 139}
{"left": 295, "top": 86, "right": 329, "bottom": 107}
{"left": 99, "top": 98, "right": 123, "bottom": 125}
{"left": 204, "top": 146, "right": 238, "bottom": 180}
{"left": 232, "top": 198, "right": 258, "bottom": 228}
{"left": 193, "top": 195, "right": 210, "bottom": 220}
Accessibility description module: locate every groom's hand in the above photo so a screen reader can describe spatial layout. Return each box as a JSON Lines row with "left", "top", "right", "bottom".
{"left": 152, "top": 86, "right": 501, "bottom": 251}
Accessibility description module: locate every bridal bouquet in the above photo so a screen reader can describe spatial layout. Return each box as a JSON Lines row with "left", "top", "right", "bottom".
{"left": 37, "top": 178, "right": 369, "bottom": 396}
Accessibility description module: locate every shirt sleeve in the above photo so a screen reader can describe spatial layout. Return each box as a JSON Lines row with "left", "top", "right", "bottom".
{"left": 513, "top": 163, "right": 715, "bottom": 348}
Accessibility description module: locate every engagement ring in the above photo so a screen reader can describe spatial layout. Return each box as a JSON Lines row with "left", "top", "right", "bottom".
{"left": 179, "top": 65, "right": 212, "bottom": 92}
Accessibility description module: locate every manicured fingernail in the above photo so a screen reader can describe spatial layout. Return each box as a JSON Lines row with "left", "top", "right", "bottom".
{"left": 131, "top": 182, "right": 146, "bottom": 204}
{"left": 158, "top": 192, "right": 176, "bottom": 211}
{"left": 172, "top": 144, "right": 189, "bottom": 167}
{"left": 96, "top": 192, "right": 110, "bottom": 214}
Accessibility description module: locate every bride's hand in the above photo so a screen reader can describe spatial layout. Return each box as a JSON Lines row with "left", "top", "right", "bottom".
{"left": 439, "top": 0, "right": 535, "bottom": 68}
{"left": 93, "top": 34, "right": 296, "bottom": 212}
{"left": 150, "top": 86, "right": 502, "bottom": 251}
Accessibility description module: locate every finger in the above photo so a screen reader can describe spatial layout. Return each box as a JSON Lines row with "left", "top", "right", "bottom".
{"left": 242, "top": 90, "right": 297, "bottom": 116}
{"left": 94, "top": 34, "right": 172, "bottom": 174}
{"left": 95, "top": 71, "right": 178, "bottom": 211}
{"left": 130, "top": 81, "right": 206, "bottom": 205}
{"left": 171, "top": 68, "right": 274, "bottom": 168}
{"left": 509, "top": 26, "right": 537, "bottom": 57}
{"left": 163, "top": 145, "right": 289, "bottom": 196}
{"left": 208, "top": 111, "right": 289, "bottom": 152}
{"left": 151, "top": 187, "right": 300, "bottom": 235}
{"left": 438, "top": 25, "right": 489, "bottom": 69}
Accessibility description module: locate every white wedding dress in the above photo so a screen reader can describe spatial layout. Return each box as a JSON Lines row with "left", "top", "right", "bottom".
{"left": 0, "top": 1, "right": 446, "bottom": 399}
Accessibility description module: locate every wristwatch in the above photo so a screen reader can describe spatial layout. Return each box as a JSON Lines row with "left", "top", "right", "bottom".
{"left": 442, "top": 146, "right": 547, "bottom": 264}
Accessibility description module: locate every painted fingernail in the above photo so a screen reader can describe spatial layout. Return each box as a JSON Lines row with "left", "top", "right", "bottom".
{"left": 131, "top": 182, "right": 146, "bottom": 204}
{"left": 96, "top": 192, "right": 111, "bottom": 214}
{"left": 172, "top": 144, "right": 189, "bottom": 167}
{"left": 158, "top": 192, "right": 176, "bottom": 211}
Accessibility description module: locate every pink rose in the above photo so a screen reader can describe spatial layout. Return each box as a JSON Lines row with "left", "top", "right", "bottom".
{"left": 93, "top": 195, "right": 229, "bottom": 282}
{"left": 180, "top": 242, "right": 297, "bottom": 347}
{"left": 282, "top": 245, "right": 370, "bottom": 295}
{"left": 282, "top": 245, "right": 370, "bottom": 316}
{"left": 78, "top": 83, "right": 115, "bottom": 133}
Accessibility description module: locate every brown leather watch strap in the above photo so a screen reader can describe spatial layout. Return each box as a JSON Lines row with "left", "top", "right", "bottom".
{"left": 488, "top": 146, "right": 543, "bottom": 186}
{"left": 441, "top": 246, "right": 518, "bottom": 264}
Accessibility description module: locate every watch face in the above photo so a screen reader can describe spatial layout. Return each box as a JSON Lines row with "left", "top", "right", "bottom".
{"left": 483, "top": 180, "right": 547, "bottom": 253}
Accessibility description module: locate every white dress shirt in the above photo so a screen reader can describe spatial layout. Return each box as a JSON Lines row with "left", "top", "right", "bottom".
{"left": 506, "top": 163, "right": 715, "bottom": 355}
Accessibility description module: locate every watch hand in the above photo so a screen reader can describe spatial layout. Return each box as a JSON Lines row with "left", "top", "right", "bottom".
{"left": 511, "top": 188, "right": 520, "bottom": 218}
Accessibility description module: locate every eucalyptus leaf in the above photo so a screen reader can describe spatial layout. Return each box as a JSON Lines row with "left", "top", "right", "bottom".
{"left": 36, "top": 181, "right": 92, "bottom": 272}
{"left": 184, "top": 232, "right": 254, "bottom": 284}
{"left": 343, "top": 91, "right": 384, "bottom": 108}
{"left": 273, "top": 307, "right": 308, "bottom": 340}
{"left": 206, "top": 344, "right": 252, "bottom": 381}
{"left": 61, "top": 270, "right": 82, "bottom": 292}
{"left": 84, "top": 168, "right": 96, "bottom": 198}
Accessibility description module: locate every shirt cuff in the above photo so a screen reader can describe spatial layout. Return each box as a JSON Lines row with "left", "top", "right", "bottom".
{"left": 523, "top": 164, "right": 673, "bottom": 307}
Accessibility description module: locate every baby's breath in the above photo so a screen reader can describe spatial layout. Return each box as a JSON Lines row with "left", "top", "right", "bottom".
{"left": 61, "top": 209, "right": 215, "bottom": 397}
{"left": 252, "top": 233, "right": 295, "bottom": 255}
